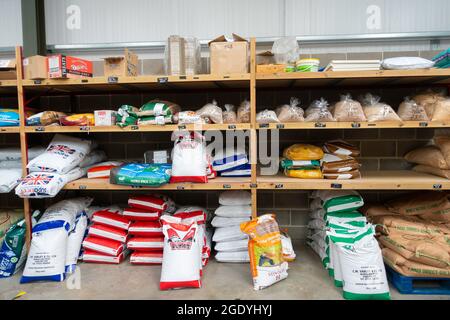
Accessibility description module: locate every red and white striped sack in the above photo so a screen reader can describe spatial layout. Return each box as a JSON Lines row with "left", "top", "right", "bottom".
{"left": 91, "top": 210, "right": 131, "bottom": 230}
{"left": 128, "top": 195, "right": 167, "bottom": 212}
{"left": 128, "top": 221, "right": 163, "bottom": 237}
{"left": 88, "top": 223, "right": 129, "bottom": 243}
{"left": 130, "top": 250, "right": 163, "bottom": 265}
{"left": 82, "top": 236, "right": 125, "bottom": 256}
{"left": 123, "top": 207, "right": 161, "bottom": 221}
{"left": 82, "top": 249, "right": 129, "bottom": 264}
{"left": 126, "top": 236, "right": 164, "bottom": 251}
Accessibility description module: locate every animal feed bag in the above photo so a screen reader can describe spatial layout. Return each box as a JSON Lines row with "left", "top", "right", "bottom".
{"left": 65, "top": 211, "right": 88, "bottom": 273}
{"left": 130, "top": 250, "right": 163, "bottom": 265}
{"left": 126, "top": 236, "right": 164, "bottom": 251}
{"left": 82, "top": 250, "right": 128, "bottom": 264}
{"left": 88, "top": 223, "right": 129, "bottom": 243}
{"left": 92, "top": 210, "right": 131, "bottom": 230}
{"left": 128, "top": 221, "right": 163, "bottom": 237}
{"left": 123, "top": 207, "right": 161, "bottom": 221}
{"left": 82, "top": 236, "right": 125, "bottom": 256}
{"left": 241, "top": 214, "right": 288, "bottom": 290}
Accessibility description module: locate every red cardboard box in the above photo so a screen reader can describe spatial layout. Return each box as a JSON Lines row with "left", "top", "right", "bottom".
{"left": 48, "top": 54, "right": 93, "bottom": 78}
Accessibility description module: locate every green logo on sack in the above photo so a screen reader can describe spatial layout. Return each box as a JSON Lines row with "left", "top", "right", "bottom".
{"left": 11, "top": 257, "right": 18, "bottom": 263}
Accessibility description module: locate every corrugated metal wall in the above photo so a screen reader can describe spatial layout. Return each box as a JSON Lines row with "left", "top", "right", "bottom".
{"left": 42, "top": 0, "right": 450, "bottom": 45}
{"left": 0, "top": 0, "right": 23, "bottom": 47}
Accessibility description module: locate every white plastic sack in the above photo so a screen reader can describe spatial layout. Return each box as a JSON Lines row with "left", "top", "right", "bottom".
{"left": 0, "top": 168, "right": 21, "bottom": 193}
{"left": 160, "top": 215, "right": 201, "bottom": 290}
{"left": 212, "top": 225, "right": 247, "bottom": 242}
{"left": 214, "top": 205, "right": 252, "bottom": 218}
{"left": 382, "top": 57, "right": 434, "bottom": 70}
{"left": 214, "top": 239, "right": 248, "bottom": 252}
{"left": 0, "top": 160, "right": 22, "bottom": 169}
{"left": 79, "top": 150, "right": 107, "bottom": 168}
{"left": 215, "top": 250, "right": 250, "bottom": 263}
{"left": 15, "top": 167, "right": 86, "bottom": 198}
{"left": 65, "top": 212, "right": 88, "bottom": 274}
{"left": 0, "top": 146, "right": 45, "bottom": 161}
{"left": 27, "top": 134, "right": 92, "bottom": 174}
{"left": 219, "top": 190, "right": 251, "bottom": 206}
{"left": 211, "top": 216, "right": 250, "bottom": 228}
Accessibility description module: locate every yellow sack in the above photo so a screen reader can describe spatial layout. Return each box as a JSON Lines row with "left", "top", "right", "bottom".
{"left": 240, "top": 214, "right": 288, "bottom": 290}
{"left": 283, "top": 144, "right": 324, "bottom": 161}
{"left": 285, "top": 168, "right": 323, "bottom": 179}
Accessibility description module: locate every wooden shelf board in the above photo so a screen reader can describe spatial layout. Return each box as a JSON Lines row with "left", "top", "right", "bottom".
{"left": 256, "top": 69, "right": 450, "bottom": 87}
{"left": 257, "top": 171, "right": 450, "bottom": 190}
{"left": 25, "top": 123, "right": 251, "bottom": 133}
{"left": 257, "top": 121, "right": 449, "bottom": 130}
{"left": 22, "top": 74, "right": 251, "bottom": 93}
{"left": 0, "top": 79, "right": 17, "bottom": 93}
{"left": 63, "top": 177, "right": 252, "bottom": 190}
{"left": 0, "top": 127, "right": 20, "bottom": 133}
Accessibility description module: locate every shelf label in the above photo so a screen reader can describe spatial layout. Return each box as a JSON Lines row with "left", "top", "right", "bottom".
{"left": 419, "top": 122, "right": 428, "bottom": 127}
{"left": 79, "top": 185, "right": 87, "bottom": 190}
{"left": 81, "top": 79, "right": 88, "bottom": 83}
{"left": 79, "top": 126, "right": 90, "bottom": 132}
{"left": 177, "top": 185, "right": 185, "bottom": 190}
{"left": 222, "top": 184, "right": 231, "bottom": 189}
{"left": 108, "top": 76, "right": 118, "bottom": 83}
{"left": 35, "top": 126, "right": 45, "bottom": 132}
{"left": 33, "top": 80, "right": 42, "bottom": 85}
{"left": 315, "top": 122, "right": 326, "bottom": 128}
{"left": 276, "top": 124, "right": 285, "bottom": 129}
{"left": 157, "top": 77, "right": 168, "bottom": 83}
{"left": 433, "top": 184, "right": 442, "bottom": 189}
{"left": 275, "top": 184, "right": 284, "bottom": 189}
{"left": 351, "top": 122, "right": 361, "bottom": 128}
{"left": 130, "top": 125, "right": 139, "bottom": 130}
{"left": 178, "top": 125, "right": 187, "bottom": 130}
{"left": 131, "top": 185, "right": 143, "bottom": 189}
{"left": 259, "top": 124, "right": 269, "bottom": 128}
{"left": 367, "top": 123, "right": 377, "bottom": 127}
{"left": 250, "top": 183, "right": 257, "bottom": 188}
{"left": 179, "top": 76, "right": 186, "bottom": 80}
{"left": 331, "top": 183, "right": 342, "bottom": 189}
{"left": 223, "top": 75, "right": 230, "bottom": 79}
{"left": 228, "top": 125, "right": 236, "bottom": 130}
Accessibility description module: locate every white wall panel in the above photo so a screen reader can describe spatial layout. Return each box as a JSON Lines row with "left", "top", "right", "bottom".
{"left": 0, "top": 0, "right": 22, "bottom": 47}
{"left": 45, "top": 0, "right": 285, "bottom": 45}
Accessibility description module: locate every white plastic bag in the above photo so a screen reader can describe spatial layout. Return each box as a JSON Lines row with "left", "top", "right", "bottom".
{"left": 223, "top": 104, "right": 237, "bottom": 124}
{"left": 196, "top": 100, "right": 223, "bottom": 124}
{"left": 332, "top": 94, "right": 366, "bottom": 122}
{"left": 79, "top": 150, "right": 107, "bottom": 168}
{"left": 382, "top": 57, "right": 434, "bottom": 70}
{"left": 237, "top": 100, "right": 250, "bottom": 123}
{"left": 214, "top": 205, "right": 252, "bottom": 218}
{"left": 27, "top": 134, "right": 92, "bottom": 174}
{"left": 65, "top": 211, "right": 88, "bottom": 273}
{"left": 275, "top": 97, "right": 305, "bottom": 122}
{"left": 211, "top": 216, "right": 250, "bottom": 228}
{"left": 214, "top": 239, "right": 249, "bottom": 252}
{"left": 219, "top": 190, "right": 252, "bottom": 205}
{"left": 0, "top": 168, "right": 21, "bottom": 193}
{"left": 360, "top": 93, "right": 401, "bottom": 122}
{"left": 305, "top": 98, "right": 336, "bottom": 122}
{"left": 215, "top": 250, "right": 250, "bottom": 262}
{"left": 0, "top": 146, "right": 45, "bottom": 161}
{"left": 272, "top": 37, "right": 300, "bottom": 64}
{"left": 170, "top": 131, "right": 207, "bottom": 183}
{"left": 213, "top": 225, "right": 248, "bottom": 242}
{"left": 256, "top": 109, "right": 280, "bottom": 123}
{"left": 397, "top": 97, "right": 429, "bottom": 121}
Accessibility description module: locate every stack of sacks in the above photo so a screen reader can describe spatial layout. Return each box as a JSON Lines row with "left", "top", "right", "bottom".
{"left": 307, "top": 190, "right": 390, "bottom": 300}
{"left": 125, "top": 194, "right": 176, "bottom": 265}
{"left": 213, "top": 191, "right": 252, "bottom": 263}
{"left": 363, "top": 191, "right": 450, "bottom": 278}
{"left": 406, "top": 134, "right": 450, "bottom": 179}
{"left": 21, "top": 197, "right": 92, "bottom": 283}
{"left": 0, "top": 146, "right": 44, "bottom": 193}
{"left": 82, "top": 206, "right": 130, "bottom": 264}
{"left": 87, "top": 161, "right": 123, "bottom": 179}
{"left": 15, "top": 134, "right": 97, "bottom": 198}
{"left": 116, "top": 100, "right": 181, "bottom": 127}
{"left": 321, "top": 140, "right": 361, "bottom": 180}
{"left": 281, "top": 144, "right": 323, "bottom": 179}
{"left": 212, "top": 147, "right": 251, "bottom": 178}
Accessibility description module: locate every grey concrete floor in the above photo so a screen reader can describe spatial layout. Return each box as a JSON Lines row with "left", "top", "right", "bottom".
{"left": 1, "top": 244, "right": 449, "bottom": 300}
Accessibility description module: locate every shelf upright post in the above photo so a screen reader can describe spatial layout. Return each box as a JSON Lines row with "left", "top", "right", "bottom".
{"left": 15, "top": 46, "right": 32, "bottom": 249}
{"left": 250, "top": 37, "right": 258, "bottom": 218}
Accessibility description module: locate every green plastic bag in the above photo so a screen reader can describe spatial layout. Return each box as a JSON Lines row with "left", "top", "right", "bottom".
{"left": 116, "top": 105, "right": 138, "bottom": 127}
{"left": 110, "top": 163, "right": 172, "bottom": 187}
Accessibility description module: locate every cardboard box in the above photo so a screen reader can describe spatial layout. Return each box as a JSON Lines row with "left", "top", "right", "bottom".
{"left": 48, "top": 54, "right": 93, "bottom": 78}
{"left": 23, "top": 55, "right": 48, "bottom": 80}
{"left": 256, "top": 64, "right": 286, "bottom": 74}
{"left": 103, "top": 49, "right": 138, "bottom": 77}
{"left": 0, "top": 59, "right": 16, "bottom": 80}
{"left": 209, "top": 34, "right": 248, "bottom": 75}
{"left": 94, "top": 110, "right": 117, "bottom": 126}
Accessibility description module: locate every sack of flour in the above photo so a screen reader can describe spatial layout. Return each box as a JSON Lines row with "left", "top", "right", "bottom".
{"left": 0, "top": 168, "right": 21, "bottom": 193}
{"left": 219, "top": 190, "right": 252, "bottom": 206}
{"left": 160, "top": 216, "right": 201, "bottom": 290}
{"left": 241, "top": 214, "right": 288, "bottom": 290}
{"left": 27, "top": 134, "right": 92, "bottom": 174}
{"left": 65, "top": 211, "right": 88, "bottom": 274}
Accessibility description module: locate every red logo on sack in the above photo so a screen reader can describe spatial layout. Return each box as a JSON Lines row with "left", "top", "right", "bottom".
{"left": 167, "top": 227, "right": 195, "bottom": 250}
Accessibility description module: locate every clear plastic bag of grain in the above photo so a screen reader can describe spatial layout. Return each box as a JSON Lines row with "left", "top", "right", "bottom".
{"left": 237, "top": 100, "right": 251, "bottom": 123}
{"left": 304, "top": 98, "right": 336, "bottom": 122}
{"left": 332, "top": 94, "right": 366, "bottom": 122}
{"left": 275, "top": 97, "right": 304, "bottom": 122}
{"left": 397, "top": 97, "right": 429, "bottom": 121}
{"left": 222, "top": 104, "right": 237, "bottom": 124}
{"left": 196, "top": 100, "right": 223, "bottom": 124}
{"left": 360, "top": 93, "right": 401, "bottom": 122}
{"left": 256, "top": 109, "right": 280, "bottom": 123}
{"left": 412, "top": 89, "right": 446, "bottom": 118}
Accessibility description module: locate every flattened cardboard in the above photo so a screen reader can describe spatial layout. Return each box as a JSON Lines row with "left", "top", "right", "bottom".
{"left": 0, "top": 59, "right": 17, "bottom": 80}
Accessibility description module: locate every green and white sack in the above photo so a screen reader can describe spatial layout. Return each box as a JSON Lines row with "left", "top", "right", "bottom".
{"left": 312, "top": 190, "right": 364, "bottom": 214}
{"left": 328, "top": 225, "right": 390, "bottom": 300}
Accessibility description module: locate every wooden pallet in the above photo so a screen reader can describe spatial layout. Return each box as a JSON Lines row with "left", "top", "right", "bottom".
{"left": 386, "top": 266, "right": 450, "bottom": 295}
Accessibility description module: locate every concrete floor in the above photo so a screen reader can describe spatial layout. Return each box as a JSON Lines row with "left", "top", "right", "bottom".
{"left": 1, "top": 244, "right": 449, "bottom": 300}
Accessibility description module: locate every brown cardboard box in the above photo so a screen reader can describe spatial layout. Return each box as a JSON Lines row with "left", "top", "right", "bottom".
{"left": 0, "top": 59, "right": 16, "bottom": 80}
{"left": 48, "top": 54, "right": 93, "bottom": 78}
{"left": 103, "top": 49, "right": 138, "bottom": 77}
{"left": 23, "top": 55, "right": 48, "bottom": 80}
{"left": 166, "top": 35, "right": 186, "bottom": 75}
{"left": 209, "top": 34, "right": 249, "bottom": 75}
